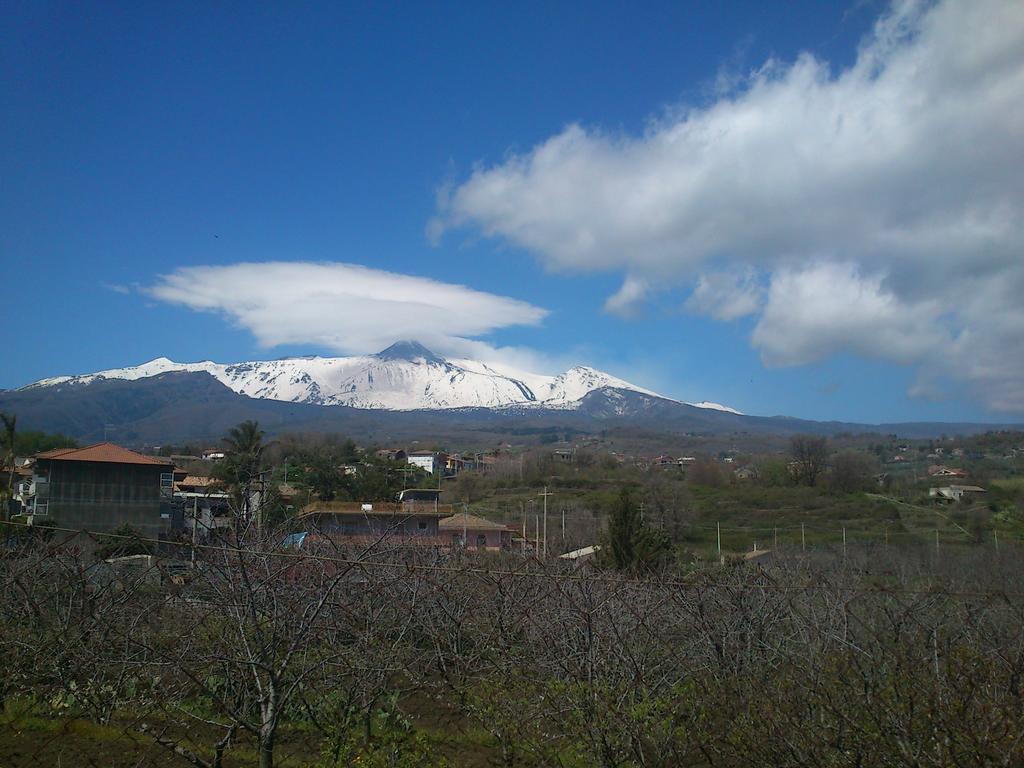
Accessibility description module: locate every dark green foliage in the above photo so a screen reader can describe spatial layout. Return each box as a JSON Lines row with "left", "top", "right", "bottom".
{"left": 213, "top": 420, "right": 268, "bottom": 518}
{"left": 156, "top": 443, "right": 198, "bottom": 457}
{"left": 633, "top": 526, "right": 673, "bottom": 571}
{"left": 94, "top": 523, "right": 152, "bottom": 560}
{"left": 11, "top": 429, "right": 78, "bottom": 456}
{"left": 606, "top": 489, "right": 640, "bottom": 569}
{"left": 1, "top": 413, "right": 15, "bottom": 519}
{"left": 603, "top": 488, "right": 671, "bottom": 571}
{"left": 827, "top": 450, "right": 878, "bottom": 494}
{"left": 301, "top": 448, "right": 350, "bottom": 502}
{"left": 217, "top": 419, "right": 266, "bottom": 487}
{"left": 276, "top": 436, "right": 430, "bottom": 505}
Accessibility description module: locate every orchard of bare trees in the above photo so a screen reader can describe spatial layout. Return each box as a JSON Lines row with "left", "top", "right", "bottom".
{"left": 3, "top": 512, "right": 1024, "bottom": 767}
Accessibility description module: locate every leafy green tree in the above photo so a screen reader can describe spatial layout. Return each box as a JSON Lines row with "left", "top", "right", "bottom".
{"left": 757, "top": 457, "right": 793, "bottom": 487}
{"left": 603, "top": 488, "right": 672, "bottom": 572}
{"left": 633, "top": 526, "right": 673, "bottom": 572}
{"left": 12, "top": 430, "right": 77, "bottom": 456}
{"left": 606, "top": 489, "right": 641, "bottom": 570}
{"left": 828, "top": 450, "right": 877, "bottom": 494}
{"left": 221, "top": 420, "right": 266, "bottom": 483}
{"left": 351, "top": 458, "right": 425, "bottom": 501}
{"left": 299, "top": 443, "right": 354, "bottom": 502}
{"left": 215, "top": 420, "right": 267, "bottom": 522}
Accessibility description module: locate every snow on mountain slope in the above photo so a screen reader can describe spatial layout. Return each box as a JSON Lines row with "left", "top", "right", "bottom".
{"left": 453, "top": 359, "right": 662, "bottom": 409}
{"left": 689, "top": 401, "right": 745, "bottom": 416}
{"left": 24, "top": 341, "right": 739, "bottom": 414}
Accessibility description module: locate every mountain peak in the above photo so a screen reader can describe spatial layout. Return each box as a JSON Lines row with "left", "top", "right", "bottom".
{"left": 20, "top": 346, "right": 699, "bottom": 412}
{"left": 375, "top": 340, "right": 444, "bottom": 363}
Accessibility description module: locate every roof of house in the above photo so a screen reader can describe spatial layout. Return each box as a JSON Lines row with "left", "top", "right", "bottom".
{"left": 177, "top": 475, "right": 215, "bottom": 487}
{"left": 439, "top": 513, "right": 509, "bottom": 531}
{"left": 35, "top": 442, "right": 172, "bottom": 466}
{"left": 559, "top": 544, "right": 601, "bottom": 560}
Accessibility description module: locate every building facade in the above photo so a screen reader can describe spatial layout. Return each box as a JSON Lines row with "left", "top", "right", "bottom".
{"left": 300, "top": 491, "right": 453, "bottom": 540}
{"left": 439, "top": 512, "right": 513, "bottom": 550}
{"left": 407, "top": 451, "right": 448, "bottom": 475}
{"left": 28, "top": 443, "right": 176, "bottom": 538}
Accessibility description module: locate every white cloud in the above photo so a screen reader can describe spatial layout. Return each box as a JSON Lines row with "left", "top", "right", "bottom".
{"left": 146, "top": 262, "right": 548, "bottom": 358}
{"left": 432, "top": 0, "right": 1024, "bottom": 412}
{"left": 751, "top": 262, "right": 949, "bottom": 366}
{"left": 603, "top": 275, "right": 650, "bottom": 318}
{"left": 685, "top": 270, "right": 762, "bottom": 321}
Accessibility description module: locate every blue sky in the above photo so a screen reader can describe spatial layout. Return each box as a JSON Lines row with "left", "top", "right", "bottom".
{"left": 3, "top": 0, "right": 1023, "bottom": 423}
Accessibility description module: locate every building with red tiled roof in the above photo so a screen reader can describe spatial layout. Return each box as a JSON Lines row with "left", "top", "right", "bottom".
{"left": 36, "top": 442, "right": 173, "bottom": 466}
{"left": 27, "top": 442, "right": 177, "bottom": 538}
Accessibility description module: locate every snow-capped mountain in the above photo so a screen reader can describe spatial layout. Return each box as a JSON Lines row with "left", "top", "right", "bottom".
{"left": 24, "top": 340, "right": 741, "bottom": 414}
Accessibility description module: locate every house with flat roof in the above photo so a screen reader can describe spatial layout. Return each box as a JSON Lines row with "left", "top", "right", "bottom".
{"left": 173, "top": 474, "right": 232, "bottom": 540}
{"left": 299, "top": 492, "right": 453, "bottom": 540}
{"left": 26, "top": 442, "right": 176, "bottom": 538}
{"left": 929, "top": 485, "right": 986, "bottom": 502}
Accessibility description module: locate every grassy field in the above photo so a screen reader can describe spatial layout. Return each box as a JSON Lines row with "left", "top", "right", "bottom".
{"left": 457, "top": 474, "right": 1019, "bottom": 560}
{"left": 0, "top": 697, "right": 503, "bottom": 768}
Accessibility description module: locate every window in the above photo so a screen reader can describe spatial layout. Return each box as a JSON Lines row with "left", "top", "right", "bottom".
{"left": 418, "top": 521, "right": 427, "bottom": 530}
{"left": 160, "top": 472, "right": 174, "bottom": 499}
{"left": 476, "top": 534, "right": 487, "bottom": 549}
{"left": 34, "top": 501, "right": 48, "bottom": 517}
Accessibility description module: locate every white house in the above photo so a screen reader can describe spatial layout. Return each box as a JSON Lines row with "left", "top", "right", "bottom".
{"left": 407, "top": 451, "right": 446, "bottom": 475}
{"left": 929, "top": 485, "right": 986, "bottom": 502}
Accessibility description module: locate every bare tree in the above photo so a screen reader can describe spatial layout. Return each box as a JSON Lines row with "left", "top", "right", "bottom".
{"left": 790, "top": 434, "right": 829, "bottom": 486}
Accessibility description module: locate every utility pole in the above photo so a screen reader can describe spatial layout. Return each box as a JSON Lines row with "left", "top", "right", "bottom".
{"left": 539, "top": 486, "right": 553, "bottom": 558}
{"left": 801, "top": 522, "right": 806, "bottom": 552}
{"left": 935, "top": 528, "right": 940, "bottom": 559}
{"left": 521, "top": 502, "right": 526, "bottom": 554}
{"left": 773, "top": 527, "right": 778, "bottom": 550}
{"left": 561, "top": 506, "right": 565, "bottom": 542}
{"left": 717, "top": 522, "right": 722, "bottom": 562}
{"left": 843, "top": 527, "right": 847, "bottom": 559}
{"left": 995, "top": 528, "right": 1000, "bottom": 553}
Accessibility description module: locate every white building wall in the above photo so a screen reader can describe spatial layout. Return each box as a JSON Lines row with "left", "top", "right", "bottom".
{"left": 408, "top": 455, "right": 437, "bottom": 474}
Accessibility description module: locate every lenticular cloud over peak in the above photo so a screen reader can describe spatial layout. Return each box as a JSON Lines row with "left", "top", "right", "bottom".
{"left": 432, "top": 0, "right": 1024, "bottom": 412}
{"left": 147, "top": 261, "right": 549, "bottom": 359}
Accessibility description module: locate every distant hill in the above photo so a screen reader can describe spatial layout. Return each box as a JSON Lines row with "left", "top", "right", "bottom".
{"left": 1, "top": 368, "right": 1018, "bottom": 446}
